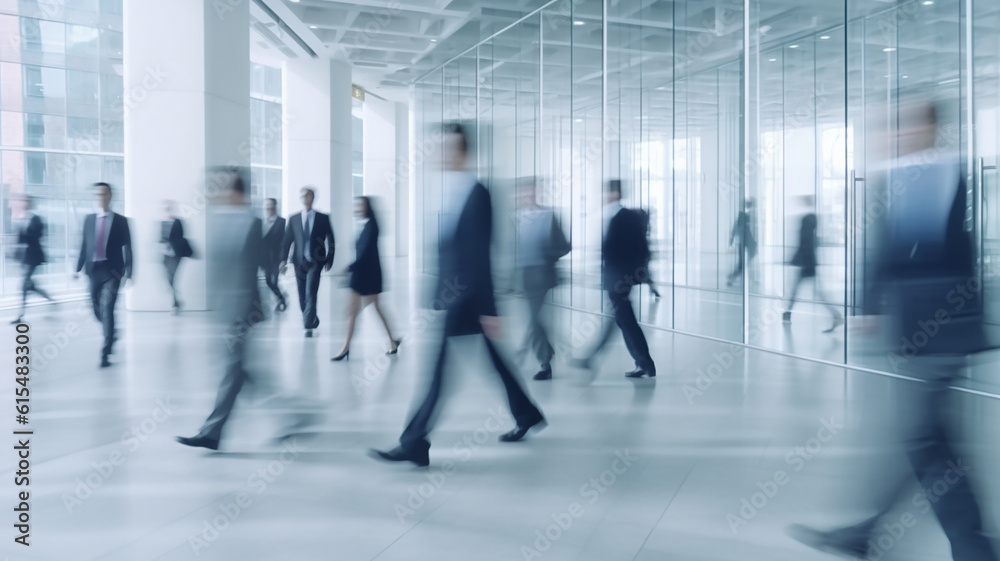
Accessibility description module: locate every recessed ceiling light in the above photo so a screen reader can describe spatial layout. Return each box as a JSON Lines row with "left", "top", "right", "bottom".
{"left": 883, "top": 47, "right": 896, "bottom": 52}
{"left": 430, "top": 39, "right": 437, "bottom": 42}
{"left": 309, "top": 25, "right": 317, "bottom": 29}
{"left": 789, "top": 44, "right": 799, "bottom": 49}
{"left": 573, "top": 20, "right": 585, "bottom": 26}
{"left": 820, "top": 35, "right": 830, "bottom": 40}
{"left": 768, "top": 58, "right": 777, "bottom": 62}
{"left": 902, "top": 75, "right": 909, "bottom": 78}
{"left": 290, "top": 0, "right": 300, "bottom": 2}
{"left": 574, "top": 118, "right": 582, "bottom": 122}
{"left": 922, "top": 1, "right": 933, "bottom": 4}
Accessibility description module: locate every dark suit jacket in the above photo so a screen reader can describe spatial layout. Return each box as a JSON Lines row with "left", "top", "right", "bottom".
{"left": 730, "top": 211, "right": 757, "bottom": 255}
{"left": 281, "top": 211, "right": 335, "bottom": 269}
{"left": 348, "top": 219, "right": 382, "bottom": 295}
{"left": 160, "top": 218, "right": 188, "bottom": 257}
{"left": 434, "top": 183, "right": 497, "bottom": 336}
{"left": 76, "top": 212, "right": 133, "bottom": 279}
{"left": 262, "top": 216, "right": 286, "bottom": 268}
{"left": 790, "top": 213, "right": 818, "bottom": 269}
{"left": 17, "top": 214, "right": 46, "bottom": 266}
{"left": 602, "top": 208, "right": 650, "bottom": 290}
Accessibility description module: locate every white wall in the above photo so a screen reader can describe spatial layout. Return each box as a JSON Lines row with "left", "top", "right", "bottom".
{"left": 362, "top": 95, "right": 396, "bottom": 257}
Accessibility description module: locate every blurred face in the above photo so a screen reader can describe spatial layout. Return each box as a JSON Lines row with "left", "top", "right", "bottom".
{"left": 301, "top": 189, "right": 314, "bottom": 211}
{"left": 265, "top": 199, "right": 276, "bottom": 217}
{"left": 354, "top": 198, "right": 367, "bottom": 219}
{"left": 442, "top": 132, "right": 467, "bottom": 171}
{"left": 163, "top": 201, "right": 173, "bottom": 216}
{"left": 604, "top": 189, "right": 620, "bottom": 205}
{"left": 95, "top": 185, "right": 111, "bottom": 211}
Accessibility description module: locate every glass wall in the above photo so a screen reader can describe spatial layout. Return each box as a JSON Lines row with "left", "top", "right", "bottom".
{"left": 0, "top": 0, "right": 124, "bottom": 298}
{"left": 249, "top": 61, "right": 282, "bottom": 213}
{"left": 412, "top": 0, "right": 1000, "bottom": 384}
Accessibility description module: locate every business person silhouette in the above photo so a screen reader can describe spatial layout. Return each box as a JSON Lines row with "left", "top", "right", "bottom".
{"left": 10, "top": 195, "right": 53, "bottom": 324}
{"left": 280, "top": 186, "right": 335, "bottom": 337}
{"left": 74, "top": 183, "right": 132, "bottom": 368}
{"left": 370, "top": 123, "right": 545, "bottom": 467}
{"left": 331, "top": 196, "right": 400, "bottom": 361}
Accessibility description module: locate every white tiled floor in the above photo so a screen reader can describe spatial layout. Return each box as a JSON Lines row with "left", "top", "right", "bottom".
{"left": 3, "top": 264, "right": 1000, "bottom": 561}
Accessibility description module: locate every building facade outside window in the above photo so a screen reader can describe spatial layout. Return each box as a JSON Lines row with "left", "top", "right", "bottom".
{"left": 0, "top": 0, "right": 124, "bottom": 299}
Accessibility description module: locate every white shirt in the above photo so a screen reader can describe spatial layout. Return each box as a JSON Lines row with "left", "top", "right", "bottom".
{"left": 302, "top": 209, "right": 317, "bottom": 262}
{"left": 441, "top": 171, "right": 477, "bottom": 240}
{"left": 264, "top": 215, "right": 278, "bottom": 235}
{"left": 94, "top": 210, "right": 114, "bottom": 261}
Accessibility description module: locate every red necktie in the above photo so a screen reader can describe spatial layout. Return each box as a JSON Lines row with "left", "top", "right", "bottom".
{"left": 96, "top": 215, "right": 107, "bottom": 260}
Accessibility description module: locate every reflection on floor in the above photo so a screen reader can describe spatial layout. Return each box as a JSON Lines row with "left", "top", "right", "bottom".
{"left": 4, "top": 264, "right": 1000, "bottom": 561}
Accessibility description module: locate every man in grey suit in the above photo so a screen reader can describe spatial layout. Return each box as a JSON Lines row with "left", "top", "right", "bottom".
{"left": 280, "top": 187, "right": 335, "bottom": 337}
{"left": 176, "top": 169, "right": 265, "bottom": 451}
{"left": 74, "top": 183, "right": 132, "bottom": 368}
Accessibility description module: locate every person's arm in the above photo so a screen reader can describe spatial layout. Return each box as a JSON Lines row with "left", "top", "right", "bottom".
{"left": 75, "top": 218, "right": 88, "bottom": 274}
{"left": 122, "top": 219, "right": 133, "bottom": 280}
{"left": 324, "top": 215, "right": 336, "bottom": 271}
{"left": 279, "top": 218, "right": 294, "bottom": 272}
{"left": 473, "top": 188, "right": 498, "bottom": 320}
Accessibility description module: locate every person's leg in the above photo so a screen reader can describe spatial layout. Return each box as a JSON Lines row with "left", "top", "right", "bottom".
{"left": 787, "top": 269, "right": 804, "bottom": 312}
{"left": 89, "top": 270, "right": 104, "bottom": 321}
{"left": 608, "top": 286, "right": 654, "bottom": 372}
{"left": 264, "top": 265, "right": 284, "bottom": 306}
{"left": 28, "top": 266, "right": 51, "bottom": 302}
{"left": 399, "top": 334, "right": 449, "bottom": 451}
{"left": 337, "top": 291, "right": 362, "bottom": 354}
{"left": 304, "top": 263, "right": 321, "bottom": 329}
{"left": 164, "top": 256, "right": 180, "bottom": 308}
{"left": 483, "top": 336, "right": 543, "bottom": 426}
{"left": 100, "top": 276, "right": 121, "bottom": 357}
{"left": 17, "top": 264, "right": 32, "bottom": 318}
{"left": 526, "top": 286, "right": 554, "bottom": 369}
{"left": 294, "top": 265, "right": 307, "bottom": 314}
{"left": 196, "top": 331, "right": 251, "bottom": 442}
{"left": 371, "top": 294, "right": 398, "bottom": 347}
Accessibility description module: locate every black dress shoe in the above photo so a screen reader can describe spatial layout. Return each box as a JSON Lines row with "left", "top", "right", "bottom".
{"left": 782, "top": 311, "right": 791, "bottom": 323}
{"left": 305, "top": 329, "right": 313, "bottom": 338}
{"left": 625, "top": 368, "right": 655, "bottom": 378}
{"left": 331, "top": 350, "right": 350, "bottom": 362}
{"left": 176, "top": 436, "right": 220, "bottom": 451}
{"left": 275, "top": 301, "right": 287, "bottom": 312}
{"left": 99, "top": 356, "right": 111, "bottom": 368}
{"left": 368, "top": 446, "right": 429, "bottom": 467}
{"left": 386, "top": 338, "right": 402, "bottom": 355}
{"left": 533, "top": 367, "right": 552, "bottom": 381}
{"left": 499, "top": 416, "right": 547, "bottom": 442}
{"left": 786, "top": 524, "right": 870, "bottom": 559}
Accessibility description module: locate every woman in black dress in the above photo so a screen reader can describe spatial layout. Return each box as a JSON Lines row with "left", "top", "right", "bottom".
{"left": 783, "top": 195, "right": 842, "bottom": 332}
{"left": 332, "top": 197, "right": 400, "bottom": 360}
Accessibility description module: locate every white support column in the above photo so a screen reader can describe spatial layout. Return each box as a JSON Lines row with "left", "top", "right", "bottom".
{"left": 124, "top": 0, "right": 250, "bottom": 311}
{"left": 283, "top": 58, "right": 352, "bottom": 271}
{"left": 394, "top": 101, "right": 410, "bottom": 258}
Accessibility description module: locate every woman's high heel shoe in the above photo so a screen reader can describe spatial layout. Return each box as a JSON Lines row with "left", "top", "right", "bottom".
{"left": 331, "top": 350, "right": 350, "bottom": 362}
{"left": 386, "top": 338, "right": 402, "bottom": 355}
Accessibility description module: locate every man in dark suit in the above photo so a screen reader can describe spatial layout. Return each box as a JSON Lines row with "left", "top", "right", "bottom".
{"left": 261, "top": 198, "right": 287, "bottom": 312}
{"left": 160, "top": 200, "right": 193, "bottom": 314}
{"left": 515, "top": 177, "right": 570, "bottom": 380}
{"left": 280, "top": 187, "right": 335, "bottom": 337}
{"left": 370, "top": 122, "right": 546, "bottom": 467}
{"left": 11, "top": 195, "right": 53, "bottom": 324}
{"left": 74, "top": 182, "right": 133, "bottom": 368}
{"left": 788, "top": 100, "right": 998, "bottom": 561}
{"left": 726, "top": 199, "right": 757, "bottom": 287}
{"left": 783, "top": 195, "right": 842, "bottom": 332}
{"left": 595, "top": 179, "right": 656, "bottom": 378}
